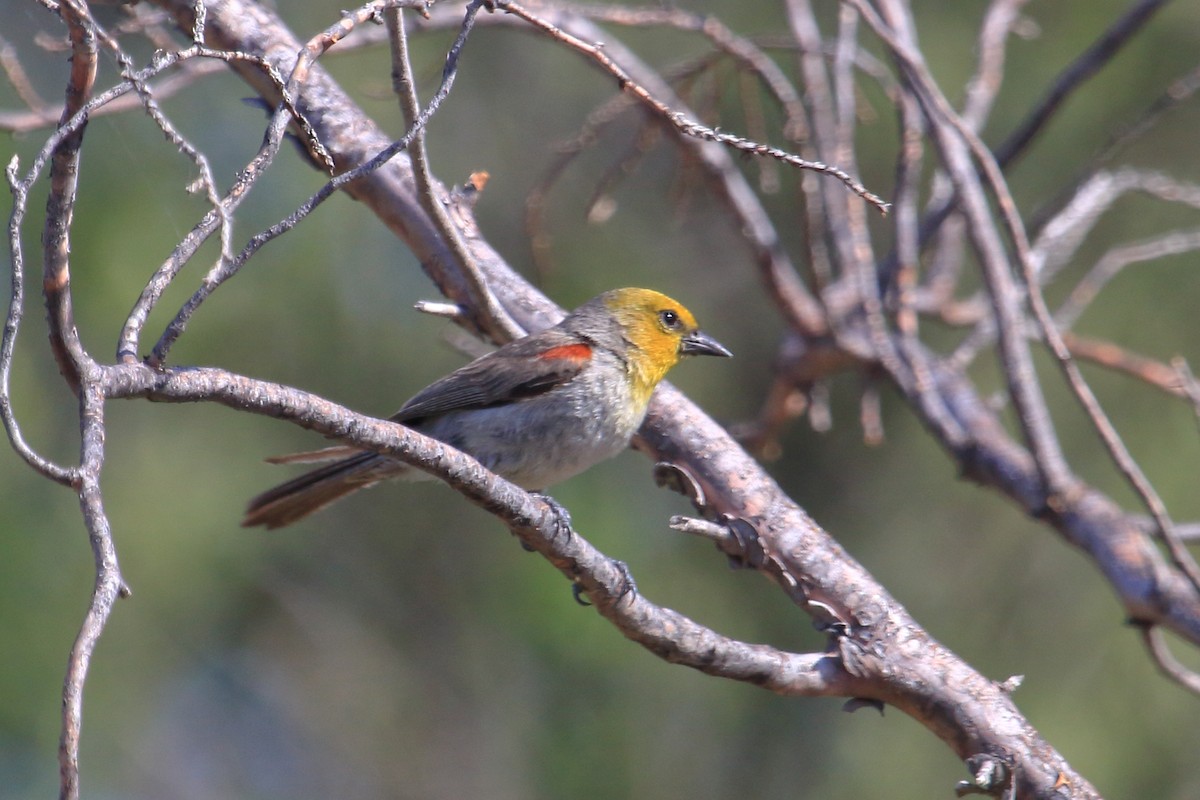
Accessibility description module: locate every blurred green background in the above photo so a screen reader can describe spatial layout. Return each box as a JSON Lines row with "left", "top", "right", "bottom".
{"left": 3, "top": 1, "right": 1200, "bottom": 797}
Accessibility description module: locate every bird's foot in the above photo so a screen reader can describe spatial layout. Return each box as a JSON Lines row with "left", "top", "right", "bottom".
{"left": 612, "top": 559, "right": 638, "bottom": 603}
{"left": 532, "top": 491, "right": 573, "bottom": 543}
{"left": 570, "top": 561, "right": 637, "bottom": 607}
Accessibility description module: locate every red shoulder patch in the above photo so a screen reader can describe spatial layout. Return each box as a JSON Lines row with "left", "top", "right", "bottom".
{"left": 536, "top": 343, "right": 592, "bottom": 364}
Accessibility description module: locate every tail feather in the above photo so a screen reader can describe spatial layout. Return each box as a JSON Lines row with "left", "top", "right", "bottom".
{"left": 242, "top": 451, "right": 402, "bottom": 529}
{"left": 264, "top": 445, "right": 365, "bottom": 465}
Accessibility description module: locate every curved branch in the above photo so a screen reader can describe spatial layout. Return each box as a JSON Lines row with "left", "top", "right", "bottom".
{"left": 1139, "top": 624, "right": 1200, "bottom": 697}
{"left": 144, "top": 1, "right": 1100, "bottom": 795}
{"left": 60, "top": 378, "right": 127, "bottom": 800}
{"left": 43, "top": 0, "right": 98, "bottom": 393}
{"left": 107, "top": 360, "right": 842, "bottom": 693}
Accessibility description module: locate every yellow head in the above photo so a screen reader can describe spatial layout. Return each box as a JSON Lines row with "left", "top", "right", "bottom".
{"left": 595, "top": 288, "right": 731, "bottom": 406}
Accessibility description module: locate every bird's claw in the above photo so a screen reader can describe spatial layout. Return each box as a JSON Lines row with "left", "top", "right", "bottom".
{"left": 613, "top": 559, "right": 638, "bottom": 603}
{"left": 532, "top": 491, "right": 573, "bottom": 543}
{"left": 570, "top": 561, "right": 637, "bottom": 607}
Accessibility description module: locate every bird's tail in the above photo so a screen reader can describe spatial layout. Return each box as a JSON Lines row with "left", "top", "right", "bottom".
{"left": 242, "top": 450, "right": 403, "bottom": 529}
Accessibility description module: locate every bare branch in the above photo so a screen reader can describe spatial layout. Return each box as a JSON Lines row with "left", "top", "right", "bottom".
{"left": 992, "top": 0, "right": 1169, "bottom": 168}
{"left": 3, "top": 156, "right": 78, "bottom": 484}
{"left": 1032, "top": 169, "right": 1200, "bottom": 286}
{"left": 565, "top": 4, "right": 809, "bottom": 143}
{"left": 9, "top": 0, "right": 1200, "bottom": 796}
{"left": 859, "top": 0, "right": 1200, "bottom": 628}
{"left": 0, "top": 31, "right": 50, "bottom": 112}
{"left": 43, "top": 0, "right": 100, "bottom": 392}
{"left": 1064, "top": 333, "right": 1192, "bottom": 399}
{"left": 110, "top": 51, "right": 309, "bottom": 362}
{"left": 385, "top": 2, "right": 522, "bottom": 342}
{"left": 489, "top": 0, "right": 890, "bottom": 214}
{"left": 152, "top": 1, "right": 1105, "bottom": 792}
{"left": 1056, "top": 229, "right": 1200, "bottom": 330}
{"left": 108, "top": 360, "right": 841, "bottom": 694}
{"left": 0, "top": 57, "right": 227, "bottom": 133}
{"left": 59, "top": 379, "right": 128, "bottom": 800}
{"left": 961, "top": 0, "right": 1033, "bottom": 131}
{"left": 857, "top": 0, "right": 1075, "bottom": 499}
{"left": 1139, "top": 624, "right": 1200, "bottom": 697}
{"left": 145, "top": 0, "right": 461, "bottom": 365}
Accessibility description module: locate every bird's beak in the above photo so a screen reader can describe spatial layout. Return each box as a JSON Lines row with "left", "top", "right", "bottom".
{"left": 680, "top": 329, "right": 733, "bottom": 358}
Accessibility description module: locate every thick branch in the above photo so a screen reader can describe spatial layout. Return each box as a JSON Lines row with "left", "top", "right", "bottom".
{"left": 43, "top": 0, "right": 98, "bottom": 392}
{"left": 105, "top": 360, "right": 842, "bottom": 693}
{"left": 142, "top": 1, "right": 1100, "bottom": 794}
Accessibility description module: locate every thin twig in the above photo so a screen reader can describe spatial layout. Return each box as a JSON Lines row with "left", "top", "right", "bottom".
{"left": 870, "top": 0, "right": 1200, "bottom": 594}
{"left": 523, "top": 90, "right": 640, "bottom": 276}
{"left": 149, "top": 0, "right": 487, "bottom": 364}
{"left": 489, "top": 0, "right": 889, "bottom": 215}
{"left": 1063, "top": 333, "right": 1190, "bottom": 399}
{"left": 858, "top": 0, "right": 1075, "bottom": 499}
{"left": 960, "top": 0, "right": 1032, "bottom": 131}
{"left": 9, "top": 50, "right": 285, "bottom": 363}
{"left": 832, "top": 4, "right": 909, "bottom": 395}
{"left": 891, "top": 84, "right": 960, "bottom": 440}
{"left": 668, "top": 514, "right": 738, "bottom": 546}
{"left": 1055, "top": 229, "right": 1200, "bottom": 330}
{"left": 77, "top": 0, "right": 234, "bottom": 270}
{"left": 39, "top": 5, "right": 124, "bottom": 799}
{"left": 413, "top": 1, "right": 831, "bottom": 336}
{"left": 881, "top": 0, "right": 1168, "bottom": 302}
{"left": 1138, "top": 624, "right": 1200, "bottom": 697}
{"left": 386, "top": 1, "right": 521, "bottom": 342}
{"left": 1033, "top": 61, "right": 1200, "bottom": 235}
{"left": 1174, "top": 357, "right": 1200, "bottom": 424}
{"left": 43, "top": 0, "right": 99, "bottom": 394}
{"left": 142, "top": 0, "right": 427, "bottom": 364}
{"left": 523, "top": 51, "right": 720, "bottom": 278}
{"left": 0, "top": 31, "right": 50, "bottom": 111}
{"left": 1032, "top": 169, "right": 1200, "bottom": 288}
{"left": 109, "top": 43, "right": 310, "bottom": 362}
{"left": 2, "top": 157, "right": 78, "bottom": 484}
{"left": 736, "top": 68, "right": 782, "bottom": 192}
{"left": 992, "top": 0, "right": 1169, "bottom": 168}
{"left": 539, "top": 9, "right": 836, "bottom": 338}
{"left": 947, "top": 170, "right": 1200, "bottom": 366}
{"left": 0, "top": 58, "right": 229, "bottom": 134}
{"left": 787, "top": 0, "right": 863, "bottom": 282}
{"left": 565, "top": 4, "right": 809, "bottom": 143}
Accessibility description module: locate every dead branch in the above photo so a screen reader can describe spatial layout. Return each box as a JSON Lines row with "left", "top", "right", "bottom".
{"left": 6, "top": 0, "right": 1200, "bottom": 798}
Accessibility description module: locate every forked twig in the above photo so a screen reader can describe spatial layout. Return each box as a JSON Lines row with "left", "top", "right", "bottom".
{"left": 148, "top": 0, "right": 469, "bottom": 365}
{"left": 386, "top": 1, "right": 522, "bottom": 342}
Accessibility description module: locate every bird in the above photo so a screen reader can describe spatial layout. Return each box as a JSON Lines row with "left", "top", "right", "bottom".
{"left": 241, "top": 288, "right": 731, "bottom": 529}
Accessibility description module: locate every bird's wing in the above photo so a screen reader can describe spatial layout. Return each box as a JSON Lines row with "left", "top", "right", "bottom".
{"left": 391, "top": 334, "right": 592, "bottom": 424}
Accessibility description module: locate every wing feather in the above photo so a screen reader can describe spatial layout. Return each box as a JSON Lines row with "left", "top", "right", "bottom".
{"left": 392, "top": 334, "right": 590, "bottom": 424}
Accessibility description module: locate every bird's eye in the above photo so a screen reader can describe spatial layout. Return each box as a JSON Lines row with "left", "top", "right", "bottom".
{"left": 659, "top": 309, "right": 681, "bottom": 329}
